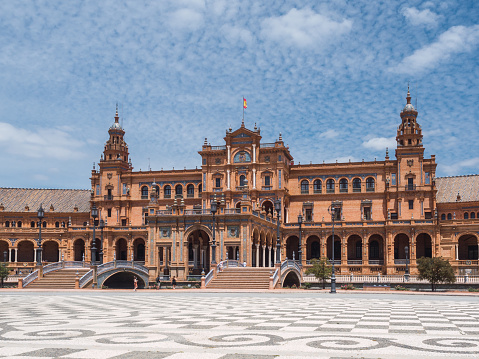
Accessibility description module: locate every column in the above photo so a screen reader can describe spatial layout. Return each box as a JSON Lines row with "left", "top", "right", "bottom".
{"left": 193, "top": 245, "right": 198, "bottom": 268}
{"left": 363, "top": 238, "right": 369, "bottom": 266}
{"left": 272, "top": 246, "right": 276, "bottom": 265}
{"left": 227, "top": 145, "right": 231, "bottom": 164}
{"left": 227, "top": 169, "right": 231, "bottom": 190}
{"left": 8, "top": 248, "right": 12, "bottom": 262}
{"left": 252, "top": 144, "right": 256, "bottom": 163}
{"left": 262, "top": 245, "right": 266, "bottom": 268}
{"left": 269, "top": 247, "right": 273, "bottom": 267}
{"left": 200, "top": 247, "right": 204, "bottom": 269}
{"left": 252, "top": 169, "right": 256, "bottom": 189}
{"left": 14, "top": 248, "right": 18, "bottom": 262}
{"left": 255, "top": 244, "right": 259, "bottom": 267}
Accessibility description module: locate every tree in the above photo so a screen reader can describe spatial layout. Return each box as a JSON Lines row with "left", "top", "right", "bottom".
{"left": 305, "top": 258, "right": 332, "bottom": 289}
{"left": 417, "top": 256, "right": 456, "bottom": 292}
{"left": 0, "top": 263, "right": 10, "bottom": 288}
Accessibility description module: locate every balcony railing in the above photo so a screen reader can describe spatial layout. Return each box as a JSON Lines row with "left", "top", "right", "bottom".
{"left": 326, "top": 188, "right": 334, "bottom": 193}
{"left": 261, "top": 143, "right": 275, "bottom": 148}
{"left": 368, "top": 260, "right": 384, "bottom": 265}
{"left": 366, "top": 186, "right": 375, "bottom": 192}
{"left": 339, "top": 188, "right": 348, "bottom": 193}
{"left": 353, "top": 187, "right": 361, "bottom": 192}
{"left": 405, "top": 184, "right": 416, "bottom": 191}
{"left": 211, "top": 145, "right": 226, "bottom": 151}
{"left": 104, "top": 195, "right": 114, "bottom": 201}
{"left": 262, "top": 186, "right": 272, "bottom": 191}
{"left": 347, "top": 260, "right": 362, "bottom": 265}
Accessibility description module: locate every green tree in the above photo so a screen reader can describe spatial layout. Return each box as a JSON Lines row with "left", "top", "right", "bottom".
{"left": 305, "top": 258, "right": 332, "bottom": 289}
{"left": 0, "top": 263, "right": 10, "bottom": 288}
{"left": 417, "top": 256, "right": 456, "bottom": 292}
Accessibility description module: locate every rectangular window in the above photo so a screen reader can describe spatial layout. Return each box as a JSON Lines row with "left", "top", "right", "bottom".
{"left": 96, "top": 184, "right": 100, "bottom": 196}
{"left": 121, "top": 219, "right": 127, "bottom": 226}
{"left": 391, "top": 212, "right": 398, "bottom": 220}
{"left": 107, "top": 208, "right": 112, "bottom": 217}
{"left": 278, "top": 155, "right": 282, "bottom": 161}
{"left": 425, "top": 172, "right": 430, "bottom": 185}
{"left": 305, "top": 208, "right": 312, "bottom": 221}
{"left": 122, "top": 183, "right": 127, "bottom": 195}
{"left": 425, "top": 212, "right": 432, "bottom": 219}
{"left": 409, "top": 200, "right": 414, "bottom": 210}
{"left": 202, "top": 158, "right": 206, "bottom": 165}
{"left": 364, "top": 207, "right": 371, "bottom": 220}
{"left": 144, "top": 213, "right": 148, "bottom": 225}
{"left": 278, "top": 170, "right": 282, "bottom": 189}
{"left": 215, "top": 178, "right": 221, "bottom": 188}
{"left": 265, "top": 176, "right": 270, "bottom": 186}
{"left": 391, "top": 173, "right": 396, "bottom": 186}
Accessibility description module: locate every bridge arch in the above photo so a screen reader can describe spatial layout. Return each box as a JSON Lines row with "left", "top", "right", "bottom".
{"left": 282, "top": 270, "right": 301, "bottom": 288}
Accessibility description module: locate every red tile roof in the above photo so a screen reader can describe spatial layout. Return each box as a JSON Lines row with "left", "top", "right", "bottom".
{"left": 436, "top": 175, "right": 479, "bottom": 203}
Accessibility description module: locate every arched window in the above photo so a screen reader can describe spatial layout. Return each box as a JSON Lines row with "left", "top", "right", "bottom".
{"left": 447, "top": 213, "right": 452, "bottom": 220}
{"left": 42, "top": 221, "right": 47, "bottom": 228}
{"left": 326, "top": 179, "right": 335, "bottom": 193}
{"left": 17, "top": 221, "right": 22, "bottom": 228}
{"left": 154, "top": 185, "right": 160, "bottom": 197}
{"left": 301, "top": 180, "right": 309, "bottom": 194}
{"left": 175, "top": 184, "right": 183, "bottom": 197}
{"left": 55, "top": 221, "right": 60, "bottom": 228}
{"left": 31, "top": 221, "right": 35, "bottom": 228}
{"left": 313, "top": 180, "right": 322, "bottom": 193}
{"left": 141, "top": 186, "right": 149, "bottom": 199}
{"left": 5, "top": 221, "right": 9, "bottom": 228}
{"left": 311, "top": 241, "right": 320, "bottom": 259}
{"left": 355, "top": 241, "right": 362, "bottom": 258}
{"left": 370, "top": 241, "right": 379, "bottom": 259}
{"left": 471, "top": 212, "right": 476, "bottom": 219}
{"left": 198, "top": 184, "right": 202, "bottom": 194}
{"left": 164, "top": 185, "right": 171, "bottom": 198}
{"left": 366, "top": 177, "right": 375, "bottom": 192}
{"left": 464, "top": 212, "right": 469, "bottom": 220}
{"left": 441, "top": 214, "right": 446, "bottom": 220}
{"left": 352, "top": 178, "right": 361, "bottom": 192}
{"left": 240, "top": 175, "right": 246, "bottom": 187}
{"left": 187, "top": 184, "right": 195, "bottom": 198}
{"left": 339, "top": 178, "right": 348, "bottom": 193}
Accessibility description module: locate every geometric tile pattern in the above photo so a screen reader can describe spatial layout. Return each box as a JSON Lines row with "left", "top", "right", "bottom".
{"left": 1, "top": 292, "right": 479, "bottom": 358}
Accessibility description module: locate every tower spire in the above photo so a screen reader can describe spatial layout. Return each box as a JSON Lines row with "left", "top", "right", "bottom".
{"left": 406, "top": 83, "right": 411, "bottom": 104}
{"left": 115, "top": 103, "right": 119, "bottom": 123}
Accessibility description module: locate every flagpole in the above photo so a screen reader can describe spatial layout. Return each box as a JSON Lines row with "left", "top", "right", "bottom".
{"left": 243, "top": 96, "right": 244, "bottom": 123}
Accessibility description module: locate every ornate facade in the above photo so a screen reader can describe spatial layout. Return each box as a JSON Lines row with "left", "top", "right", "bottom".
{"left": 1, "top": 90, "right": 478, "bottom": 283}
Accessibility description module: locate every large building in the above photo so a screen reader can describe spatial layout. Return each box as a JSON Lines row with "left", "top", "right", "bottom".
{"left": 1, "top": 90, "right": 478, "bottom": 284}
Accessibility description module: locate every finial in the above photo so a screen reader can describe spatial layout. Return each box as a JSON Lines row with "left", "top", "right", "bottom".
{"left": 386, "top": 147, "right": 389, "bottom": 158}
{"left": 241, "top": 118, "right": 245, "bottom": 128}
{"left": 254, "top": 122, "right": 257, "bottom": 131}
{"left": 229, "top": 125, "right": 232, "bottom": 132}
{"left": 204, "top": 138, "right": 208, "bottom": 146}
{"left": 279, "top": 132, "right": 282, "bottom": 141}
{"left": 406, "top": 83, "right": 411, "bottom": 104}
{"left": 93, "top": 162, "right": 95, "bottom": 170}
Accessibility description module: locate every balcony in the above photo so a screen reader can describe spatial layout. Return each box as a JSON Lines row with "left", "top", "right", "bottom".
{"left": 368, "top": 260, "right": 384, "bottom": 265}
{"left": 347, "top": 260, "right": 362, "bottom": 265}
{"left": 405, "top": 184, "right": 416, "bottom": 191}
{"left": 262, "top": 186, "right": 272, "bottom": 191}
{"left": 339, "top": 187, "right": 348, "bottom": 193}
{"left": 104, "top": 195, "right": 114, "bottom": 201}
{"left": 213, "top": 188, "right": 223, "bottom": 192}
{"left": 366, "top": 186, "right": 375, "bottom": 192}
{"left": 211, "top": 145, "right": 226, "bottom": 151}
{"left": 326, "top": 188, "right": 334, "bottom": 193}
{"left": 353, "top": 187, "right": 361, "bottom": 193}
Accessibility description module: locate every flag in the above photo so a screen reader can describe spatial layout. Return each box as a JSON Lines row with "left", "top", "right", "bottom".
{"left": 243, "top": 98, "right": 247, "bottom": 109}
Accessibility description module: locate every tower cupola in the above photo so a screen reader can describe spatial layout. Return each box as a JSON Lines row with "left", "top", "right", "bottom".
{"left": 100, "top": 105, "right": 130, "bottom": 171}
{"left": 396, "top": 86, "right": 422, "bottom": 148}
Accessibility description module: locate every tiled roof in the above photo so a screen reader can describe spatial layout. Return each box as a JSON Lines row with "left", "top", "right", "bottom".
{"left": 436, "top": 175, "right": 479, "bottom": 203}
{"left": 0, "top": 188, "right": 91, "bottom": 213}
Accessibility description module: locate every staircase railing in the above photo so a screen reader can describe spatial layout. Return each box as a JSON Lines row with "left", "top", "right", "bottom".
{"left": 272, "top": 268, "right": 279, "bottom": 288}
{"left": 96, "top": 260, "right": 149, "bottom": 275}
{"left": 205, "top": 269, "right": 214, "bottom": 286}
{"left": 42, "top": 261, "right": 89, "bottom": 275}
{"left": 79, "top": 269, "right": 93, "bottom": 288}
{"left": 21, "top": 270, "right": 38, "bottom": 288}
{"left": 281, "top": 259, "right": 301, "bottom": 273}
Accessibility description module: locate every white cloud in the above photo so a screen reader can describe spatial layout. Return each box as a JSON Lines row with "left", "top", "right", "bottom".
{"left": 167, "top": 8, "right": 204, "bottom": 31}
{"left": 402, "top": 7, "right": 440, "bottom": 28}
{"left": 439, "top": 157, "right": 479, "bottom": 175}
{"left": 392, "top": 25, "right": 479, "bottom": 74}
{"left": 362, "top": 136, "right": 396, "bottom": 151}
{"left": 221, "top": 25, "right": 254, "bottom": 46}
{"left": 260, "top": 8, "right": 352, "bottom": 48}
{"left": 0, "top": 122, "right": 86, "bottom": 160}
{"left": 319, "top": 129, "right": 339, "bottom": 139}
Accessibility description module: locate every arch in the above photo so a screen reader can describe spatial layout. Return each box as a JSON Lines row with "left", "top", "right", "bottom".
{"left": 339, "top": 178, "right": 348, "bottom": 193}
{"left": 471, "top": 212, "right": 476, "bottom": 219}
{"left": 30, "top": 221, "right": 35, "bottom": 228}
{"left": 447, "top": 213, "right": 452, "bottom": 220}
{"left": 458, "top": 234, "right": 478, "bottom": 260}
{"left": 366, "top": 177, "right": 375, "bottom": 192}
{"left": 326, "top": 179, "right": 335, "bottom": 193}
{"left": 441, "top": 214, "right": 446, "bottom": 220}
{"left": 164, "top": 185, "right": 171, "bottom": 198}
{"left": 141, "top": 186, "right": 149, "bottom": 199}
{"left": 186, "top": 228, "right": 211, "bottom": 273}
{"left": 464, "top": 212, "right": 469, "bottom": 220}
{"left": 239, "top": 175, "right": 246, "bottom": 187}
{"left": 368, "top": 234, "right": 384, "bottom": 261}
{"left": 286, "top": 235, "right": 299, "bottom": 260}
{"left": 313, "top": 179, "right": 322, "bottom": 193}
{"left": 175, "top": 184, "right": 183, "bottom": 197}
{"left": 4, "top": 221, "right": 9, "bottom": 228}
{"left": 0, "top": 240, "right": 9, "bottom": 261}
{"left": 187, "top": 184, "right": 195, "bottom": 197}
{"left": 352, "top": 178, "right": 361, "bottom": 192}
{"left": 262, "top": 200, "right": 274, "bottom": 215}
{"left": 43, "top": 240, "right": 59, "bottom": 262}
{"left": 326, "top": 235, "right": 341, "bottom": 261}
{"left": 393, "top": 233, "right": 409, "bottom": 260}
{"left": 73, "top": 238, "right": 85, "bottom": 261}
{"left": 17, "top": 221, "right": 22, "bottom": 228}
{"left": 415, "top": 233, "right": 432, "bottom": 258}
{"left": 300, "top": 180, "right": 309, "bottom": 194}
{"left": 102, "top": 271, "right": 146, "bottom": 289}
{"left": 55, "top": 221, "right": 60, "bottom": 228}
{"left": 347, "top": 234, "right": 362, "bottom": 260}
{"left": 233, "top": 150, "right": 251, "bottom": 163}
{"left": 116, "top": 238, "right": 128, "bottom": 260}
{"left": 17, "top": 240, "right": 34, "bottom": 262}
{"left": 133, "top": 238, "right": 146, "bottom": 261}
{"left": 282, "top": 271, "right": 301, "bottom": 288}
{"left": 306, "top": 235, "right": 320, "bottom": 260}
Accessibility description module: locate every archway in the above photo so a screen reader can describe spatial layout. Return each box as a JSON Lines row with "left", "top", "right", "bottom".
{"left": 73, "top": 239, "right": 85, "bottom": 261}
{"left": 116, "top": 238, "right": 128, "bottom": 260}
{"left": 394, "top": 233, "right": 409, "bottom": 261}
{"left": 17, "top": 240, "right": 34, "bottom": 262}
{"left": 186, "top": 229, "right": 210, "bottom": 273}
{"left": 103, "top": 272, "right": 146, "bottom": 289}
{"left": 43, "top": 241, "right": 59, "bottom": 262}
{"left": 306, "top": 235, "right": 320, "bottom": 260}
{"left": 326, "top": 235, "right": 341, "bottom": 262}
{"left": 368, "top": 234, "right": 384, "bottom": 263}
{"left": 286, "top": 236, "right": 299, "bottom": 260}
{"left": 458, "top": 234, "right": 478, "bottom": 260}
{"left": 347, "top": 235, "right": 362, "bottom": 261}
{"left": 416, "top": 233, "right": 432, "bottom": 258}
{"left": 133, "top": 238, "right": 146, "bottom": 261}
{"left": 262, "top": 200, "right": 274, "bottom": 215}
{"left": 283, "top": 271, "right": 301, "bottom": 288}
{"left": 0, "top": 240, "right": 9, "bottom": 261}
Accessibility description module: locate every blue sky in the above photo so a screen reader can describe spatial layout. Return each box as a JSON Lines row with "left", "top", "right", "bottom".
{"left": 0, "top": 0, "right": 478, "bottom": 189}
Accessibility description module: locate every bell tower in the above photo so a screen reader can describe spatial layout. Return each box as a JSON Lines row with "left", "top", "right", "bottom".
{"left": 396, "top": 86, "right": 423, "bottom": 151}
{"left": 99, "top": 105, "right": 130, "bottom": 171}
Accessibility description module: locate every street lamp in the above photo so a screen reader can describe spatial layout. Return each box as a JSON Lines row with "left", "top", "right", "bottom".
{"left": 210, "top": 196, "right": 219, "bottom": 265}
{"left": 36, "top": 204, "right": 44, "bottom": 266}
{"left": 91, "top": 204, "right": 98, "bottom": 265}
{"left": 275, "top": 199, "right": 281, "bottom": 264}
{"left": 404, "top": 246, "right": 409, "bottom": 281}
{"left": 297, "top": 214, "right": 303, "bottom": 267}
{"left": 99, "top": 219, "right": 105, "bottom": 264}
{"left": 328, "top": 203, "right": 340, "bottom": 294}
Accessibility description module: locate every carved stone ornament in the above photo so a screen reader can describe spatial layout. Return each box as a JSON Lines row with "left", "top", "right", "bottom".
{"left": 407, "top": 159, "right": 414, "bottom": 167}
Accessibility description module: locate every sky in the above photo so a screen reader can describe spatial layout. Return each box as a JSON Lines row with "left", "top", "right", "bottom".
{"left": 0, "top": 0, "right": 478, "bottom": 189}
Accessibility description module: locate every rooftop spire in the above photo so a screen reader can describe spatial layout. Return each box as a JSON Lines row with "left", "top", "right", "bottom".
{"left": 406, "top": 83, "right": 411, "bottom": 104}
{"left": 115, "top": 103, "right": 119, "bottom": 123}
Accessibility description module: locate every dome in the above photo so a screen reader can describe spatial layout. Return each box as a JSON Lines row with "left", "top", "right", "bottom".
{"left": 403, "top": 103, "right": 415, "bottom": 112}
{"left": 109, "top": 122, "right": 123, "bottom": 130}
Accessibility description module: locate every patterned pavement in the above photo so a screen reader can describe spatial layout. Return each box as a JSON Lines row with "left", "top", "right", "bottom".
{"left": 0, "top": 291, "right": 479, "bottom": 358}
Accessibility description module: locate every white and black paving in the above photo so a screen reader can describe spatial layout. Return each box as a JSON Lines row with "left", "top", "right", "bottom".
{"left": 0, "top": 291, "right": 479, "bottom": 358}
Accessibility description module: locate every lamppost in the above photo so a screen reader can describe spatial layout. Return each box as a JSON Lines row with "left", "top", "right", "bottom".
{"left": 99, "top": 219, "right": 105, "bottom": 264}
{"left": 404, "top": 246, "right": 409, "bottom": 281}
{"left": 210, "top": 196, "right": 219, "bottom": 265}
{"left": 328, "top": 203, "right": 340, "bottom": 294}
{"left": 91, "top": 204, "right": 98, "bottom": 265}
{"left": 297, "top": 214, "right": 303, "bottom": 267}
{"left": 275, "top": 199, "right": 281, "bottom": 264}
{"left": 36, "top": 204, "right": 44, "bottom": 266}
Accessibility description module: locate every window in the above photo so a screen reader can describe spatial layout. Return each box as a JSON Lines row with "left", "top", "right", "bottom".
{"left": 447, "top": 213, "right": 452, "bottom": 220}
{"left": 198, "top": 184, "right": 202, "bottom": 193}
{"left": 121, "top": 219, "right": 127, "bottom": 226}
{"left": 332, "top": 205, "right": 342, "bottom": 221}
{"left": 43, "top": 221, "right": 46, "bottom": 228}
{"left": 391, "top": 173, "right": 396, "bottom": 186}
{"left": 202, "top": 158, "right": 206, "bottom": 165}
{"left": 339, "top": 178, "right": 348, "bottom": 193}
{"left": 425, "top": 172, "right": 430, "bottom": 185}
{"left": 144, "top": 213, "right": 148, "bottom": 225}
{"left": 278, "top": 155, "right": 282, "bottom": 161}
{"left": 313, "top": 179, "right": 322, "bottom": 193}
{"left": 409, "top": 200, "right": 414, "bottom": 210}
{"left": 464, "top": 212, "right": 469, "bottom": 219}
{"left": 240, "top": 175, "right": 246, "bottom": 187}
{"left": 301, "top": 180, "right": 309, "bottom": 194}
{"left": 17, "top": 221, "right": 22, "bottom": 228}
{"left": 96, "top": 184, "right": 100, "bottom": 196}
{"left": 305, "top": 208, "right": 312, "bottom": 221}
{"left": 164, "top": 185, "right": 171, "bottom": 198}
{"left": 471, "top": 212, "right": 476, "bottom": 219}
{"left": 31, "top": 221, "right": 35, "bottom": 228}
{"left": 107, "top": 208, "right": 112, "bottom": 217}
{"left": 4, "top": 221, "right": 9, "bottom": 228}
{"left": 141, "top": 186, "right": 149, "bottom": 199}
{"left": 366, "top": 177, "right": 375, "bottom": 192}
{"left": 391, "top": 212, "right": 398, "bottom": 220}
{"left": 265, "top": 176, "right": 271, "bottom": 186}
{"left": 175, "top": 184, "right": 183, "bottom": 197}
{"left": 364, "top": 207, "right": 371, "bottom": 220}
{"left": 356, "top": 241, "right": 362, "bottom": 258}
{"left": 215, "top": 178, "right": 221, "bottom": 188}
{"left": 369, "top": 241, "right": 379, "bottom": 259}
{"left": 326, "top": 179, "right": 335, "bottom": 193}
{"left": 122, "top": 183, "right": 128, "bottom": 195}
{"left": 187, "top": 184, "right": 194, "bottom": 198}
{"left": 441, "top": 214, "right": 446, "bottom": 220}
{"left": 425, "top": 212, "right": 432, "bottom": 219}
{"left": 55, "top": 222, "right": 60, "bottom": 228}
{"left": 352, "top": 178, "right": 361, "bottom": 192}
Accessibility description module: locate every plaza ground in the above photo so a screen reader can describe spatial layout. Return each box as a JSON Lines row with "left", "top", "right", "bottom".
{"left": 1, "top": 290, "right": 479, "bottom": 358}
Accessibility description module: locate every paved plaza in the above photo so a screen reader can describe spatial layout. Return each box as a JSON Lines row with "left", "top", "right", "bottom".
{"left": 0, "top": 291, "right": 479, "bottom": 358}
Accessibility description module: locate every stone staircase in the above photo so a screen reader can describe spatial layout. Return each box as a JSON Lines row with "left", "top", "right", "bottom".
{"left": 207, "top": 267, "right": 272, "bottom": 289}
{"left": 26, "top": 268, "right": 90, "bottom": 289}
